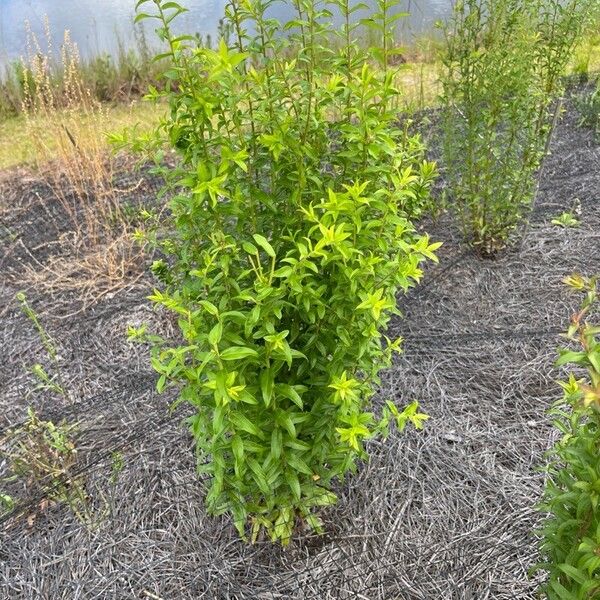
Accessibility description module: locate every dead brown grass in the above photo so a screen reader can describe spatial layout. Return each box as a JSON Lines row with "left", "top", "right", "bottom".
{"left": 20, "top": 233, "right": 145, "bottom": 313}
{"left": 14, "top": 21, "right": 147, "bottom": 307}
{"left": 22, "top": 22, "right": 120, "bottom": 240}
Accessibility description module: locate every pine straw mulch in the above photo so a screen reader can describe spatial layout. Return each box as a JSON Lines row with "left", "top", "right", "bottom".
{"left": 0, "top": 97, "right": 599, "bottom": 599}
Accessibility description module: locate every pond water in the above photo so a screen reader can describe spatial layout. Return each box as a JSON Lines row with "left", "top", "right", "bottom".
{"left": 0, "top": 0, "right": 453, "bottom": 66}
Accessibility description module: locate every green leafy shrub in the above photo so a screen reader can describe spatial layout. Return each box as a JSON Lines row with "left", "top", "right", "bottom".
{"left": 440, "top": 0, "right": 592, "bottom": 255}
{"left": 133, "top": 0, "right": 438, "bottom": 543}
{"left": 538, "top": 274, "right": 600, "bottom": 599}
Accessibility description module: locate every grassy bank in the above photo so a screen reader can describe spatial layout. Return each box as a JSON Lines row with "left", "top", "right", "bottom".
{"left": 0, "top": 60, "right": 438, "bottom": 170}
{"left": 0, "top": 101, "right": 162, "bottom": 170}
{"left": 0, "top": 26, "right": 598, "bottom": 171}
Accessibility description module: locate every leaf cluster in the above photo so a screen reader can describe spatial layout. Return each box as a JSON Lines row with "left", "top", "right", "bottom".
{"left": 551, "top": 211, "right": 581, "bottom": 229}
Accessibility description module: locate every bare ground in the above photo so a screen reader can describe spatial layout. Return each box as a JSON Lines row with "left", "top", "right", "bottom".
{"left": 0, "top": 98, "right": 599, "bottom": 600}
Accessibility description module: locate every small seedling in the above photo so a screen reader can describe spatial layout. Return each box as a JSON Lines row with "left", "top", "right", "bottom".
{"left": 0, "top": 493, "right": 15, "bottom": 511}
{"left": 0, "top": 221, "right": 17, "bottom": 242}
{"left": 551, "top": 199, "right": 581, "bottom": 228}
{"left": 551, "top": 211, "right": 580, "bottom": 228}
{"left": 16, "top": 292, "right": 69, "bottom": 400}
{"left": 109, "top": 451, "right": 125, "bottom": 485}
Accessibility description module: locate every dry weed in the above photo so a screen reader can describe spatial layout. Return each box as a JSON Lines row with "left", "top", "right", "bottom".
{"left": 14, "top": 19, "right": 146, "bottom": 306}
{"left": 19, "top": 231, "right": 145, "bottom": 314}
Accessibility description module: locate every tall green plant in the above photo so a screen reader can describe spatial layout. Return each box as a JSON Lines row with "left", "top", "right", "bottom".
{"left": 538, "top": 274, "right": 600, "bottom": 599}
{"left": 131, "top": 0, "right": 438, "bottom": 544}
{"left": 440, "top": 0, "right": 591, "bottom": 255}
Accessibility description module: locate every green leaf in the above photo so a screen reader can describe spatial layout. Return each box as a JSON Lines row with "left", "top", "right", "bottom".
{"left": 260, "top": 368, "right": 274, "bottom": 407}
{"left": 134, "top": 13, "right": 154, "bottom": 23}
{"left": 274, "top": 507, "right": 293, "bottom": 545}
{"left": 232, "top": 435, "right": 244, "bottom": 463}
{"left": 556, "top": 351, "right": 587, "bottom": 367}
{"left": 247, "top": 458, "right": 271, "bottom": 496}
{"left": 558, "top": 563, "right": 587, "bottom": 585}
{"left": 208, "top": 322, "right": 223, "bottom": 346}
{"left": 161, "top": 1, "right": 187, "bottom": 10}
{"left": 284, "top": 439, "right": 310, "bottom": 451}
{"left": 243, "top": 241, "right": 258, "bottom": 255}
{"left": 588, "top": 350, "right": 600, "bottom": 373}
{"left": 305, "top": 513, "right": 323, "bottom": 533}
{"left": 220, "top": 346, "right": 259, "bottom": 361}
{"left": 285, "top": 470, "right": 301, "bottom": 501}
{"left": 199, "top": 300, "right": 219, "bottom": 316}
{"left": 230, "top": 412, "right": 265, "bottom": 439}
{"left": 307, "top": 489, "right": 337, "bottom": 507}
{"left": 252, "top": 234, "right": 276, "bottom": 257}
{"left": 212, "top": 405, "right": 226, "bottom": 436}
{"left": 277, "top": 384, "right": 304, "bottom": 409}
{"left": 276, "top": 412, "right": 296, "bottom": 438}
{"left": 549, "top": 579, "right": 579, "bottom": 600}
{"left": 286, "top": 453, "right": 313, "bottom": 476}
{"left": 271, "top": 428, "right": 283, "bottom": 459}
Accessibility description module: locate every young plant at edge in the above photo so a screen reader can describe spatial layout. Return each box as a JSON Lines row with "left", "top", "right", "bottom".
{"left": 537, "top": 274, "right": 600, "bottom": 598}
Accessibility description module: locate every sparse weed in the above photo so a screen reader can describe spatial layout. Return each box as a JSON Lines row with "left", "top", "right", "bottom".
{"left": 16, "top": 291, "right": 68, "bottom": 400}
{"left": 578, "top": 77, "right": 600, "bottom": 134}
{"left": 0, "top": 408, "right": 89, "bottom": 523}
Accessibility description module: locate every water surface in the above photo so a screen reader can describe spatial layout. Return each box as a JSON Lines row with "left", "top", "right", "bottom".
{"left": 0, "top": 0, "right": 453, "bottom": 65}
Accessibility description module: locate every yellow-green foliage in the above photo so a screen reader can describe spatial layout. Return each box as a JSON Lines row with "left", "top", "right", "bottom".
{"left": 130, "top": 0, "right": 437, "bottom": 545}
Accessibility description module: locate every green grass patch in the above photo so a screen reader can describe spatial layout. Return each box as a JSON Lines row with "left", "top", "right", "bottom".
{"left": 0, "top": 101, "right": 163, "bottom": 171}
